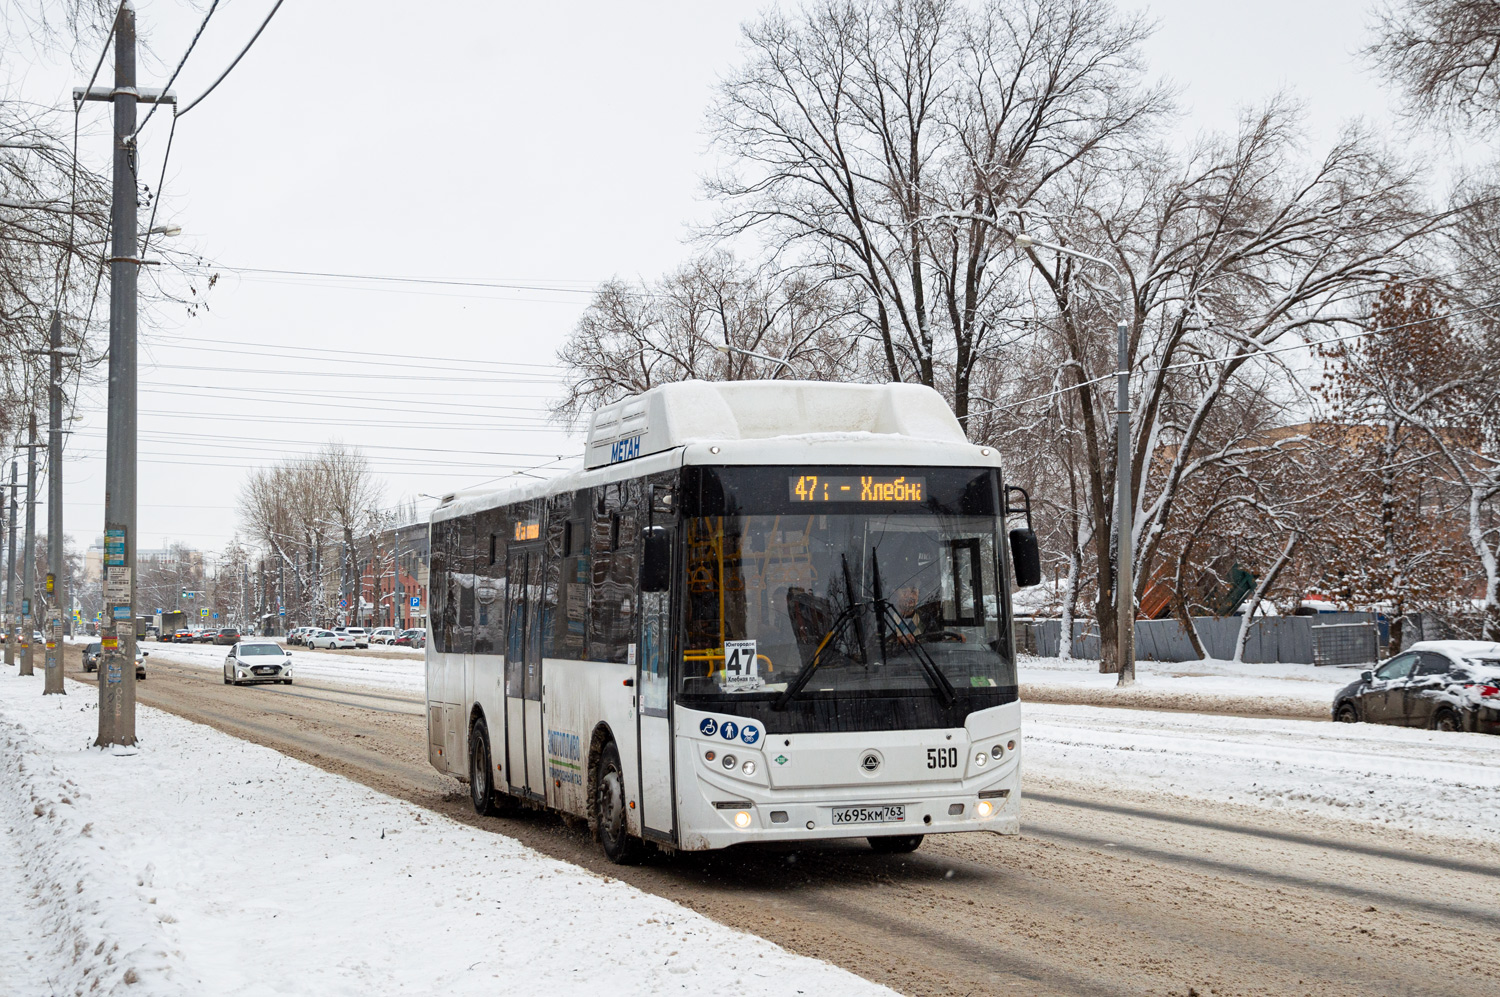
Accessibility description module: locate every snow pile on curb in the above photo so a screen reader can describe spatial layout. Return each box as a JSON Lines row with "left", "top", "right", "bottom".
{"left": 1024, "top": 702, "right": 1500, "bottom": 841}
{"left": 0, "top": 670, "right": 893, "bottom": 996}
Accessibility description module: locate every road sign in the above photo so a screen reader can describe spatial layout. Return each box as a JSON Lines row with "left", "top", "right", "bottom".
{"left": 409, "top": 596, "right": 420, "bottom": 609}
{"left": 212, "top": 612, "right": 219, "bottom": 619}
{"left": 339, "top": 599, "right": 348, "bottom": 609}
{"left": 200, "top": 608, "right": 209, "bottom": 617}
{"left": 45, "top": 572, "right": 54, "bottom": 593}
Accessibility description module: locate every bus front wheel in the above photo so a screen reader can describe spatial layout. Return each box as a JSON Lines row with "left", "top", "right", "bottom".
{"left": 595, "top": 741, "right": 643, "bottom": 865}
{"left": 869, "top": 834, "right": 924, "bottom": 854}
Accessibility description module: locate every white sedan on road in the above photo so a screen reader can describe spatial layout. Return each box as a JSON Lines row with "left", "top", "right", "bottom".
{"left": 368, "top": 627, "right": 400, "bottom": 645}
{"left": 308, "top": 629, "right": 357, "bottom": 650}
{"left": 224, "top": 642, "right": 294, "bottom": 686}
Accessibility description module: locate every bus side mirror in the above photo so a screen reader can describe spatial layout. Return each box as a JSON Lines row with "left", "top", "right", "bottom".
{"left": 1009, "top": 528, "right": 1041, "bottom": 588}
{"left": 641, "top": 526, "right": 671, "bottom": 593}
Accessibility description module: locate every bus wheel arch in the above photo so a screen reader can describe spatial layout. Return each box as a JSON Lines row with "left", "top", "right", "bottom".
{"left": 468, "top": 709, "right": 514, "bottom": 818}
{"left": 588, "top": 726, "right": 643, "bottom": 864}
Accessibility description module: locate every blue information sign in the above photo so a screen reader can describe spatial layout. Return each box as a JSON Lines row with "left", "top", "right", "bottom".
{"left": 104, "top": 529, "right": 126, "bottom": 567}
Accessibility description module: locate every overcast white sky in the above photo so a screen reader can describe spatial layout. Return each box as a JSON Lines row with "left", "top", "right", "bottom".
{"left": 7, "top": 0, "right": 1433, "bottom": 560}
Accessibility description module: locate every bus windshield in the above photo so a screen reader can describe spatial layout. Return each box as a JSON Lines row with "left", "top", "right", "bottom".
{"left": 678, "top": 467, "right": 1016, "bottom": 719}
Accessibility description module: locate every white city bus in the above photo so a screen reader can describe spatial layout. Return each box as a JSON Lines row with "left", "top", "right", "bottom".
{"left": 425, "top": 380, "right": 1040, "bottom": 862}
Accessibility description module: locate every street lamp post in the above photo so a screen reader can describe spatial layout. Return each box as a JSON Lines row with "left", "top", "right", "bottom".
{"left": 1013, "top": 233, "right": 1135, "bottom": 686}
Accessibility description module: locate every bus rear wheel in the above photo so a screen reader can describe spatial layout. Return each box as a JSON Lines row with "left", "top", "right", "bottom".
{"left": 869, "top": 834, "right": 924, "bottom": 854}
{"left": 469, "top": 718, "right": 514, "bottom": 818}
{"left": 595, "top": 741, "right": 643, "bottom": 865}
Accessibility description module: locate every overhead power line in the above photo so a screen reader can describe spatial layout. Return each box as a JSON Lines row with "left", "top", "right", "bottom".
{"left": 146, "top": 331, "right": 565, "bottom": 370}
{"left": 132, "top": 0, "right": 220, "bottom": 139}
{"left": 177, "top": 0, "right": 287, "bottom": 118}
{"left": 179, "top": 262, "right": 611, "bottom": 297}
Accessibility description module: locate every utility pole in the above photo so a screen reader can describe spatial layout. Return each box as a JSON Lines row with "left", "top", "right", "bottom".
{"left": 44, "top": 311, "right": 68, "bottom": 694}
{"left": 75, "top": 3, "right": 173, "bottom": 745}
{"left": 3, "top": 463, "right": 16, "bottom": 666}
{"left": 21, "top": 413, "right": 39, "bottom": 677}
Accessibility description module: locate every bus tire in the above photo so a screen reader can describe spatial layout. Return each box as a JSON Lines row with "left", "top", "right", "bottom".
{"left": 868, "top": 834, "right": 924, "bottom": 854}
{"left": 469, "top": 717, "right": 510, "bottom": 818}
{"left": 595, "top": 740, "right": 643, "bottom": 865}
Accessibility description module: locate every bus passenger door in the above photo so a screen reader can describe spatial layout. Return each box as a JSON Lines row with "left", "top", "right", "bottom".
{"left": 504, "top": 549, "right": 542, "bottom": 800}
{"left": 637, "top": 521, "right": 675, "bottom": 842}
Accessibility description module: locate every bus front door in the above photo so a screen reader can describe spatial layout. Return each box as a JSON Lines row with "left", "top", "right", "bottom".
{"left": 637, "top": 522, "right": 675, "bottom": 842}
{"left": 505, "top": 549, "right": 546, "bottom": 800}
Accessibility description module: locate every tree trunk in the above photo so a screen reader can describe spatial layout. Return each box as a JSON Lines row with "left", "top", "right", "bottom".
{"left": 1234, "top": 533, "right": 1298, "bottom": 663}
{"left": 1059, "top": 542, "right": 1079, "bottom": 661}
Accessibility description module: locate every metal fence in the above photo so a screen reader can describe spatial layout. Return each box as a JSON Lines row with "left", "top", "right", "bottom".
{"left": 1021, "top": 612, "right": 1382, "bottom": 666}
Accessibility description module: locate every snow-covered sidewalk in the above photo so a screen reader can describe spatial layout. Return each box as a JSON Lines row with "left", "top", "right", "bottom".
{"left": 0, "top": 669, "right": 892, "bottom": 997}
{"left": 1020, "top": 654, "right": 1361, "bottom": 717}
{"left": 1024, "top": 702, "right": 1500, "bottom": 842}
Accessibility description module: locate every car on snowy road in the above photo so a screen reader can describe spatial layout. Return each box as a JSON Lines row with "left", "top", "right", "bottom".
{"left": 224, "top": 641, "right": 293, "bottom": 686}
{"left": 368, "top": 627, "right": 400, "bottom": 645}
{"left": 307, "top": 629, "right": 357, "bottom": 650}
{"left": 1332, "top": 640, "right": 1500, "bottom": 733}
{"left": 81, "top": 641, "right": 148, "bottom": 680}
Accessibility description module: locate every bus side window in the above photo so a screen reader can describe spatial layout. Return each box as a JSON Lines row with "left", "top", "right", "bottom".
{"left": 473, "top": 508, "right": 505, "bottom": 654}
{"left": 429, "top": 520, "right": 449, "bottom": 653}
{"left": 453, "top": 515, "right": 476, "bottom": 654}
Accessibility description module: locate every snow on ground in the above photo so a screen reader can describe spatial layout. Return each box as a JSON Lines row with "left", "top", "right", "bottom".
{"left": 1023, "top": 702, "right": 1500, "bottom": 842}
{"left": 0, "top": 669, "right": 893, "bottom": 997}
{"left": 124, "top": 638, "right": 426, "bottom": 695}
{"left": 1020, "top": 654, "right": 1361, "bottom": 717}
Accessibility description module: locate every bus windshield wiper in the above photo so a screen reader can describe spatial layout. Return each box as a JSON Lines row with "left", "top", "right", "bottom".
{"left": 773, "top": 600, "right": 861, "bottom": 711}
{"left": 874, "top": 600, "right": 957, "bottom": 707}
{"left": 870, "top": 548, "right": 956, "bottom": 708}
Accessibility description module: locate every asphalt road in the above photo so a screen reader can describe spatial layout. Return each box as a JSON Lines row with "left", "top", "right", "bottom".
{"left": 63, "top": 647, "right": 1500, "bottom": 997}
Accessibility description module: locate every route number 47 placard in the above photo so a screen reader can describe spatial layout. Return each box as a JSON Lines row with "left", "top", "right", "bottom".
{"left": 723, "top": 640, "right": 761, "bottom": 691}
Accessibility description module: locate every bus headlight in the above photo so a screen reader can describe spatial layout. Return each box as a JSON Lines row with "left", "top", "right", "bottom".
{"left": 974, "top": 751, "right": 988, "bottom": 767}
{"left": 976, "top": 800, "right": 995, "bottom": 818}
{"left": 733, "top": 811, "right": 752, "bottom": 828}
{"left": 742, "top": 760, "right": 757, "bottom": 776}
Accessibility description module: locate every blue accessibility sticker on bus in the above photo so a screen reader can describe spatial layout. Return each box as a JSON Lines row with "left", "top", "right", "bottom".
{"left": 699, "top": 718, "right": 718, "bottom": 736}
{"left": 740, "top": 726, "right": 760, "bottom": 745}
{"left": 720, "top": 721, "right": 739, "bottom": 741}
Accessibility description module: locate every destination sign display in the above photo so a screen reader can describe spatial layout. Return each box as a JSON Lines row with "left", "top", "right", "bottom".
{"left": 789, "top": 474, "right": 926, "bottom": 503}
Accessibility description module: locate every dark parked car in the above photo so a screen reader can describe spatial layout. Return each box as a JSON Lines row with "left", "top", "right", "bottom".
{"left": 395, "top": 628, "right": 426, "bottom": 648}
{"left": 1333, "top": 640, "right": 1500, "bottom": 733}
{"left": 212, "top": 627, "right": 242, "bottom": 646}
{"left": 81, "top": 641, "right": 147, "bottom": 680}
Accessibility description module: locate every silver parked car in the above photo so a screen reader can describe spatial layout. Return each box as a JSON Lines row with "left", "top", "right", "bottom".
{"left": 224, "top": 641, "right": 294, "bottom": 686}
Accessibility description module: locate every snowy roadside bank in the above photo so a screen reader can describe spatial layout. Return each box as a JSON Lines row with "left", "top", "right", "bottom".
{"left": 127, "top": 638, "right": 425, "bottom": 695}
{"left": 1024, "top": 702, "right": 1500, "bottom": 842}
{"left": 0, "top": 669, "right": 893, "bottom": 997}
{"left": 1020, "top": 654, "right": 1359, "bottom": 718}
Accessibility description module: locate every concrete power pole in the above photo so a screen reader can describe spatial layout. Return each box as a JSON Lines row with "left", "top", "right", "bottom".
{"left": 76, "top": 4, "right": 172, "bottom": 745}
{"left": 20, "top": 413, "right": 38, "bottom": 677}
{"left": 4, "top": 463, "right": 16, "bottom": 666}
{"left": 43, "top": 311, "right": 67, "bottom": 695}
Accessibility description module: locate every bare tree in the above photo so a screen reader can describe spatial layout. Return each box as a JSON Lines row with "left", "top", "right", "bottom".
{"left": 707, "top": 0, "right": 1169, "bottom": 424}
{"left": 1368, "top": 0, "right": 1500, "bottom": 127}
{"left": 554, "top": 253, "right": 868, "bottom": 426}
{"left": 986, "top": 104, "right": 1434, "bottom": 670}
